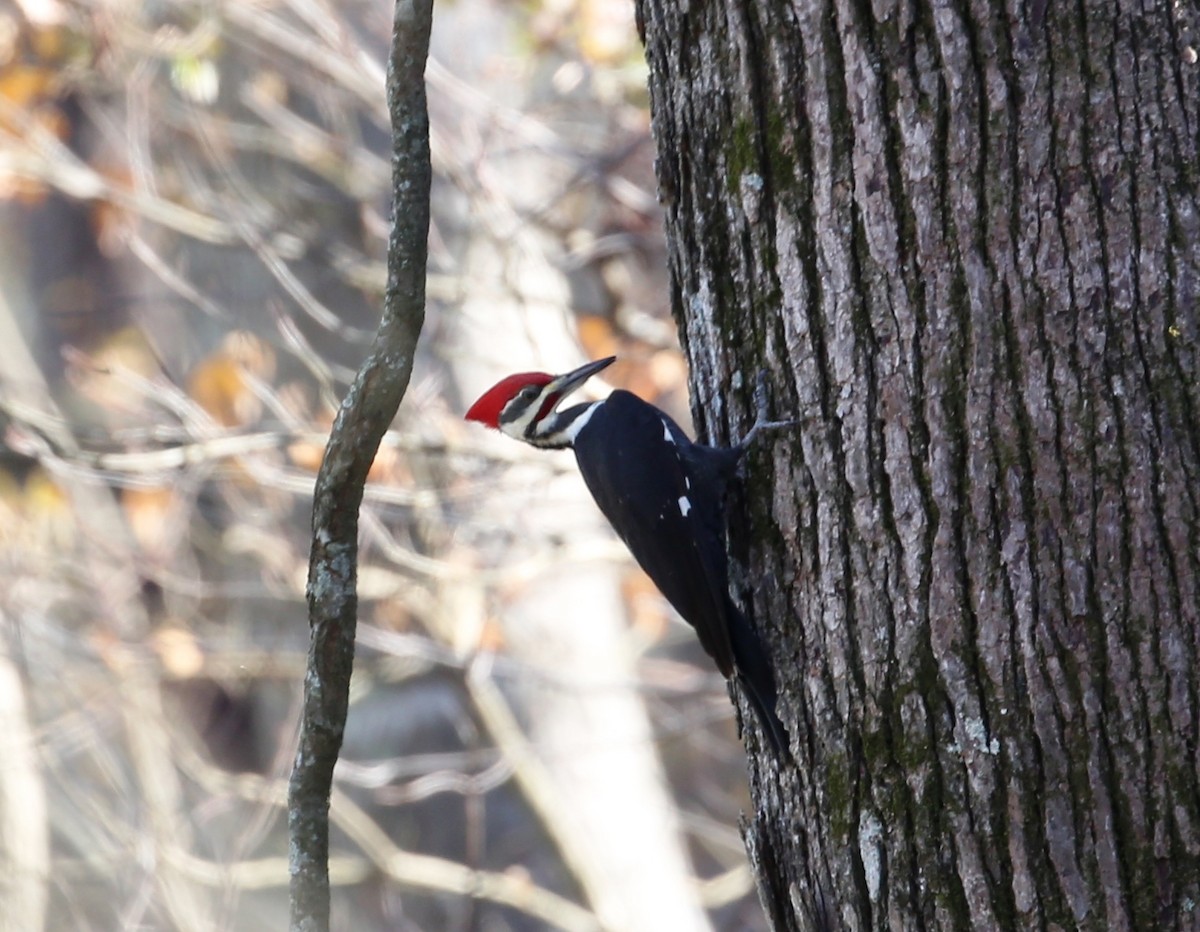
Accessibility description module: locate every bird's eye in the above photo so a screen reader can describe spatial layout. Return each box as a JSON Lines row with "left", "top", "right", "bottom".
{"left": 519, "top": 386, "right": 539, "bottom": 400}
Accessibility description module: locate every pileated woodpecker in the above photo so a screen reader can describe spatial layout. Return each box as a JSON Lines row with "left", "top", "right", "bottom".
{"left": 465, "top": 355, "right": 790, "bottom": 756}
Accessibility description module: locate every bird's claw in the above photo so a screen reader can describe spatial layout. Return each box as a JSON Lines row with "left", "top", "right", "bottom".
{"left": 753, "top": 371, "right": 771, "bottom": 425}
{"left": 738, "top": 370, "right": 797, "bottom": 450}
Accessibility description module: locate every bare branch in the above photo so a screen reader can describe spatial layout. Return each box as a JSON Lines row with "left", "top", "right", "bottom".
{"left": 330, "top": 790, "right": 602, "bottom": 932}
{"left": 0, "top": 112, "right": 236, "bottom": 245}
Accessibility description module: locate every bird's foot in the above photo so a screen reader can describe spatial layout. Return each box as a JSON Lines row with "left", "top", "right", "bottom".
{"left": 737, "top": 371, "right": 798, "bottom": 451}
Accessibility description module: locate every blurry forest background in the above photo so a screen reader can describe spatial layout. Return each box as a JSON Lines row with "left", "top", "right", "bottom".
{"left": 0, "top": 0, "right": 766, "bottom": 929}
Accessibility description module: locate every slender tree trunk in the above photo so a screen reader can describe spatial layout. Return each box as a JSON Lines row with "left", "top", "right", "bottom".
{"left": 290, "top": 1, "right": 431, "bottom": 926}
{"left": 636, "top": 0, "right": 1200, "bottom": 928}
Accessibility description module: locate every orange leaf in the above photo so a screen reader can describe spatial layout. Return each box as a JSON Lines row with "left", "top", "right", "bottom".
{"left": 577, "top": 314, "right": 620, "bottom": 361}
{"left": 121, "top": 485, "right": 176, "bottom": 553}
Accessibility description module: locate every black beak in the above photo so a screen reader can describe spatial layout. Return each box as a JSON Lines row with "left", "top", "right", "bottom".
{"left": 547, "top": 355, "right": 616, "bottom": 398}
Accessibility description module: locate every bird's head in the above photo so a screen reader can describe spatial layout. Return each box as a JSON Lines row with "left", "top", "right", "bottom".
{"left": 465, "top": 355, "right": 616, "bottom": 448}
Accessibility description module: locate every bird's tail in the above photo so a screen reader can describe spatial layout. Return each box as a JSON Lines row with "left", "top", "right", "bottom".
{"left": 736, "top": 670, "right": 789, "bottom": 758}
{"left": 728, "top": 603, "right": 790, "bottom": 758}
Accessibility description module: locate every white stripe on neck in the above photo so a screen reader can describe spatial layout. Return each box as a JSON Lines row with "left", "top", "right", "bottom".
{"left": 559, "top": 400, "right": 603, "bottom": 444}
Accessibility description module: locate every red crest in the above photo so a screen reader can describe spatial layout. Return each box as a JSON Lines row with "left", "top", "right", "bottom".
{"left": 464, "top": 372, "right": 554, "bottom": 427}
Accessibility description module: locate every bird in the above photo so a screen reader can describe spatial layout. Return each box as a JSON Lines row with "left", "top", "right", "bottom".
{"left": 465, "top": 354, "right": 791, "bottom": 756}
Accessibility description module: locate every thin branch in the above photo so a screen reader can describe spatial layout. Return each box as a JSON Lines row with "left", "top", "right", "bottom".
{"left": 172, "top": 737, "right": 598, "bottom": 929}
{"left": 116, "top": 660, "right": 213, "bottom": 932}
{"left": 287, "top": 0, "right": 434, "bottom": 928}
{"left": 222, "top": 3, "right": 387, "bottom": 117}
{"left": 0, "top": 109, "right": 236, "bottom": 245}
{"left": 329, "top": 789, "right": 602, "bottom": 932}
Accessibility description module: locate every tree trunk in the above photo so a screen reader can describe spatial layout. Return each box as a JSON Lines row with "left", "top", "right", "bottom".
{"left": 636, "top": 0, "right": 1200, "bottom": 928}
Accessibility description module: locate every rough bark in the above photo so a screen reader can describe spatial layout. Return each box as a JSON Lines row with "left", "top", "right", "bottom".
{"left": 636, "top": 0, "right": 1200, "bottom": 928}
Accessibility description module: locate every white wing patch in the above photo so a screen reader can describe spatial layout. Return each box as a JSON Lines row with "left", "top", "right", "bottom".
{"left": 677, "top": 495, "right": 692, "bottom": 517}
{"left": 661, "top": 420, "right": 675, "bottom": 443}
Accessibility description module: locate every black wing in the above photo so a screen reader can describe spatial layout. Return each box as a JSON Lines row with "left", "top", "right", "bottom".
{"left": 571, "top": 391, "right": 736, "bottom": 676}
